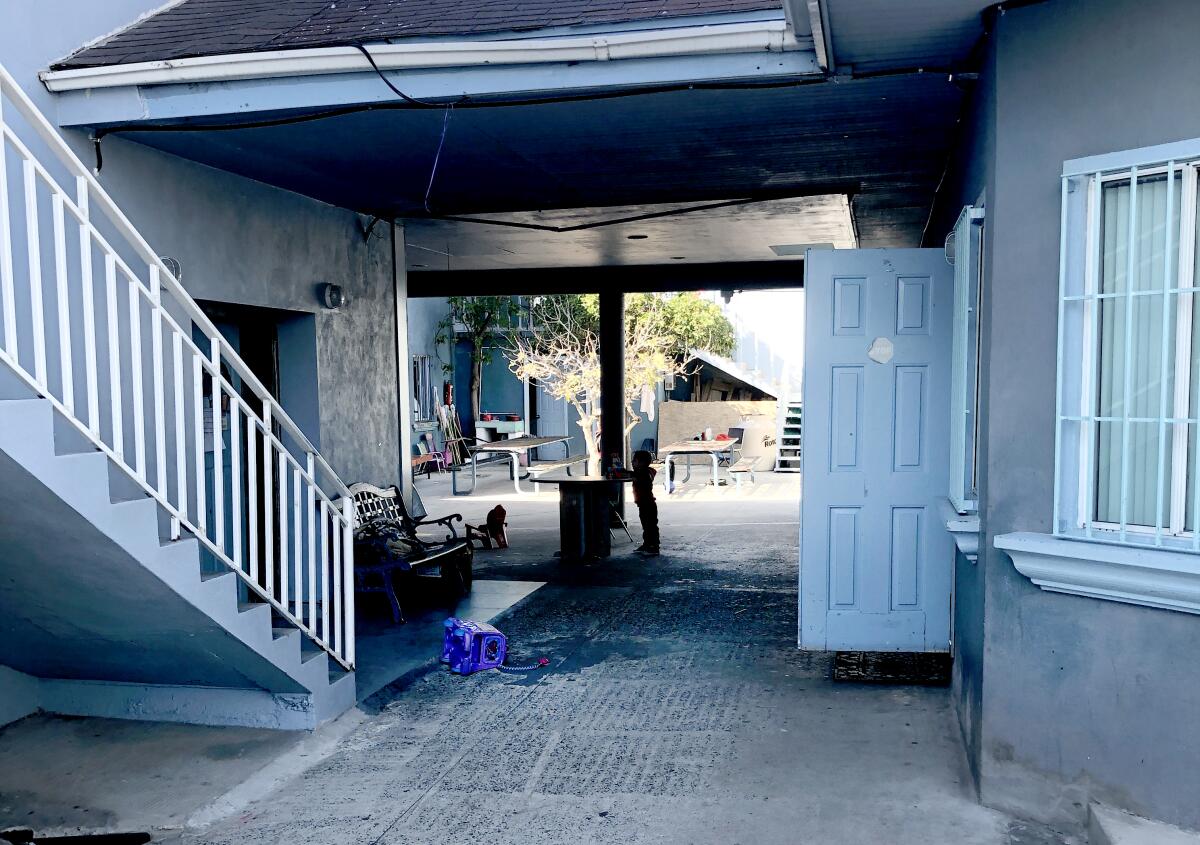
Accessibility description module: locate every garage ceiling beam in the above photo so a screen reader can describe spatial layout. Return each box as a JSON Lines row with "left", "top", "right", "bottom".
{"left": 407, "top": 261, "right": 805, "bottom": 297}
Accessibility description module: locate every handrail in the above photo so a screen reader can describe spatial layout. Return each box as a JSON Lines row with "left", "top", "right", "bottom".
{"left": 0, "top": 62, "right": 356, "bottom": 671}
{"left": 0, "top": 64, "right": 347, "bottom": 498}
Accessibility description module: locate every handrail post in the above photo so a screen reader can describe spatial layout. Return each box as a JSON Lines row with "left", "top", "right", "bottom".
{"left": 211, "top": 336, "right": 225, "bottom": 558}
{"left": 342, "top": 495, "right": 355, "bottom": 668}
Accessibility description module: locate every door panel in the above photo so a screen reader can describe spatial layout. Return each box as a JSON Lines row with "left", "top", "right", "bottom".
{"left": 800, "top": 249, "right": 954, "bottom": 652}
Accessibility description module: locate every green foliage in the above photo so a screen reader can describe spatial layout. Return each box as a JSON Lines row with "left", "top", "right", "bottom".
{"left": 531, "top": 292, "right": 736, "bottom": 359}
{"left": 646, "top": 292, "right": 736, "bottom": 358}
{"left": 433, "top": 295, "right": 521, "bottom": 374}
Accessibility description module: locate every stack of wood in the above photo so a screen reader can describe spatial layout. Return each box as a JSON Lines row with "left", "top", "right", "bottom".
{"left": 437, "top": 403, "right": 470, "bottom": 466}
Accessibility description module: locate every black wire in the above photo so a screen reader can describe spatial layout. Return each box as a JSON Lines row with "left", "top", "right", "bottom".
{"left": 352, "top": 44, "right": 467, "bottom": 108}
{"left": 423, "top": 104, "right": 454, "bottom": 213}
{"left": 92, "top": 66, "right": 952, "bottom": 142}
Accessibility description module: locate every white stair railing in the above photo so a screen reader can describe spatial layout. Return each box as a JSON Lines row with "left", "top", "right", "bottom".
{"left": 0, "top": 63, "right": 355, "bottom": 670}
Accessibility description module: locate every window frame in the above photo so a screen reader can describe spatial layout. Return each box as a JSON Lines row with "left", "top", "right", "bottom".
{"left": 948, "top": 203, "right": 985, "bottom": 514}
{"left": 412, "top": 354, "right": 436, "bottom": 423}
{"left": 1055, "top": 141, "right": 1200, "bottom": 552}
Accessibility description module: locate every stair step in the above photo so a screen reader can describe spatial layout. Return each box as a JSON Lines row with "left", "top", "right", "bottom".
{"left": 1090, "top": 804, "right": 1200, "bottom": 845}
{"left": 272, "top": 626, "right": 299, "bottom": 641}
{"left": 51, "top": 411, "right": 99, "bottom": 456}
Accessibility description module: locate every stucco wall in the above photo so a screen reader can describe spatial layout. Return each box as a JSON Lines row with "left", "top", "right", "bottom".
{"left": 923, "top": 30, "right": 997, "bottom": 793}
{"left": 1, "top": 1, "right": 402, "bottom": 488}
{"left": 0, "top": 665, "right": 40, "bottom": 727}
{"left": 974, "top": 0, "right": 1200, "bottom": 830}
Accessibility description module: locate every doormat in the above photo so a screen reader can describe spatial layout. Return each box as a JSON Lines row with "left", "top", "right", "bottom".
{"left": 833, "top": 651, "right": 951, "bottom": 686}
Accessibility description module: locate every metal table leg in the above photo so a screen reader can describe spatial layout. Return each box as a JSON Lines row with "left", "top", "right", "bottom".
{"left": 509, "top": 451, "right": 523, "bottom": 494}
{"left": 452, "top": 451, "right": 480, "bottom": 496}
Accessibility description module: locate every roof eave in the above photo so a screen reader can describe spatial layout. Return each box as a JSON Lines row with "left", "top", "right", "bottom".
{"left": 41, "top": 19, "right": 809, "bottom": 93}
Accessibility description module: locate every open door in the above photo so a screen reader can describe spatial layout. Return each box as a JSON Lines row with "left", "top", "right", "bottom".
{"left": 800, "top": 249, "right": 955, "bottom": 652}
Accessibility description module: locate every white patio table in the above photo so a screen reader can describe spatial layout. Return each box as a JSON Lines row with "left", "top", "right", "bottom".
{"left": 658, "top": 439, "right": 738, "bottom": 494}
{"left": 451, "top": 435, "right": 572, "bottom": 496}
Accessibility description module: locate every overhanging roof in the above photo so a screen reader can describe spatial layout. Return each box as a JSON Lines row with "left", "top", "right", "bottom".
{"left": 53, "top": 0, "right": 784, "bottom": 70}
{"left": 36, "top": 0, "right": 1000, "bottom": 267}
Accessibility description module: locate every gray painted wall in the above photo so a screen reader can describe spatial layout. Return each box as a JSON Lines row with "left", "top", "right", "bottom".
{"left": 2, "top": 0, "right": 402, "bottom": 489}
{"left": 0, "top": 665, "right": 40, "bottom": 727}
{"left": 924, "top": 31, "right": 997, "bottom": 792}
{"left": 961, "top": 0, "right": 1200, "bottom": 831}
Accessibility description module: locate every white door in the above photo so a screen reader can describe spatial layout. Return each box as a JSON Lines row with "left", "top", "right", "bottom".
{"left": 800, "top": 249, "right": 955, "bottom": 652}
{"left": 534, "top": 381, "right": 571, "bottom": 460}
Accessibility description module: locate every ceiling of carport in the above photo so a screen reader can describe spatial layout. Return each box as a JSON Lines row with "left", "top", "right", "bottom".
{"left": 120, "top": 71, "right": 966, "bottom": 260}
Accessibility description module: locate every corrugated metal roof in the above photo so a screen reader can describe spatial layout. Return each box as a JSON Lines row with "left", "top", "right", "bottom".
{"left": 54, "top": 0, "right": 783, "bottom": 70}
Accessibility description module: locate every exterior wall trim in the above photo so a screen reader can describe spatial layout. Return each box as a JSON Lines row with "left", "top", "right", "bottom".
{"left": 1063, "top": 136, "right": 1200, "bottom": 177}
{"left": 996, "top": 531, "right": 1200, "bottom": 614}
{"left": 940, "top": 498, "right": 979, "bottom": 561}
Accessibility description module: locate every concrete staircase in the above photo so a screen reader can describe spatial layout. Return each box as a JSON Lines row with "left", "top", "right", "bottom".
{"left": 0, "top": 61, "right": 356, "bottom": 730}
{"left": 0, "top": 370, "right": 354, "bottom": 729}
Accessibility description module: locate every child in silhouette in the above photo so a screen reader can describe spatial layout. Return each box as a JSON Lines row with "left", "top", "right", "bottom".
{"left": 631, "top": 450, "right": 660, "bottom": 556}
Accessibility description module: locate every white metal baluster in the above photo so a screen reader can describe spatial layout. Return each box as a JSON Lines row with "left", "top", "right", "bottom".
{"left": 293, "top": 464, "right": 302, "bottom": 625}
{"left": 210, "top": 339, "right": 225, "bottom": 558}
{"left": 332, "top": 505, "right": 343, "bottom": 659}
{"left": 172, "top": 330, "right": 188, "bottom": 536}
{"left": 23, "top": 159, "right": 47, "bottom": 386}
{"left": 1118, "top": 168, "right": 1139, "bottom": 542}
{"left": 0, "top": 92, "right": 16, "bottom": 359}
{"left": 1053, "top": 177, "right": 1068, "bottom": 533}
{"left": 1082, "top": 174, "right": 1102, "bottom": 538}
{"left": 343, "top": 497, "right": 355, "bottom": 667}
{"left": 307, "top": 454, "right": 317, "bottom": 632}
{"left": 262, "top": 406, "right": 274, "bottom": 596}
{"left": 278, "top": 449, "right": 288, "bottom": 614}
{"left": 128, "top": 278, "right": 145, "bottom": 480}
{"left": 104, "top": 253, "right": 123, "bottom": 457}
{"left": 1154, "top": 163, "right": 1176, "bottom": 543}
{"left": 51, "top": 193, "right": 73, "bottom": 412}
{"left": 229, "top": 399, "right": 242, "bottom": 572}
{"left": 247, "top": 415, "right": 259, "bottom": 584}
{"left": 320, "top": 499, "right": 330, "bottom": 644}
{"left": 149, "top": 267, "right": 167, "bottom": 498}
{"left": 76, "top": 177, "right": 98, "bottom": 433}
{"left": 192, "top": 354, "right": 206, "bottom": 537}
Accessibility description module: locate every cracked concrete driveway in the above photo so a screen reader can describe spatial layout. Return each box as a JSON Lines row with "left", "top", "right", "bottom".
{"left": 172, "top": 473, "right": 1072, "bottom": 845}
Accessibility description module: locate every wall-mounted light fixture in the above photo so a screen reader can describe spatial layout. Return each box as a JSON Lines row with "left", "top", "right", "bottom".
{"left": 321, "top": 283, "right": 349, "bottom": 310}
{"left": 159, "top": 256, "right": 182, "bottom": 281}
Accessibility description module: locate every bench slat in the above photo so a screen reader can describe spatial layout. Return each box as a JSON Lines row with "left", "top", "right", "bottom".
{"left": 528, "top": 455, "right": 587, "bottom": 475}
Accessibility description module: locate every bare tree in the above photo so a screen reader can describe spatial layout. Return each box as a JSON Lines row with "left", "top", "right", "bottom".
{"left": 507, "top": 295, "right": 686, "bottom": 474}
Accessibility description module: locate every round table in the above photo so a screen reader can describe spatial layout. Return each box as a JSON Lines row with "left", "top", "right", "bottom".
{"left": 534, "top": 475, "right": 632, "bottom": 562}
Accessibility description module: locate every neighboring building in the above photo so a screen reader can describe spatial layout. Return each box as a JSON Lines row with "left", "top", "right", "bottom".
{"left": 1, "top": 0, "right": 1198, "bottom": 837}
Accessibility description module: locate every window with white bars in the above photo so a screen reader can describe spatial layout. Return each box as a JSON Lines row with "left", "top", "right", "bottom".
{"left": 412, "top": 355, "right": 437, "bottom": 422}
{"left": 1056, "top": 148, "right": 1200, "bottom": 551}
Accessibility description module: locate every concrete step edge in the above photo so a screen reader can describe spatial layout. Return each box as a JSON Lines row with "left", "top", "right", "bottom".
{"left": 1090, "top": 803, "right": 1200, "bottom": 845}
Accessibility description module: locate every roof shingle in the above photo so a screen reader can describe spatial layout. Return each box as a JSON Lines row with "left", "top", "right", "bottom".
{"left": 55, "top": 0, "right": 782, "bottom": 70}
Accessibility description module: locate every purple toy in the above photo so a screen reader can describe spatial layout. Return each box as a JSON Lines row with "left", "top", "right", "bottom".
{"left": 442, "top": 617, "right": 507, "bottom": 675}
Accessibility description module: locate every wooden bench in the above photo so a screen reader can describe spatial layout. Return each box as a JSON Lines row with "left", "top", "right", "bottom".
{"left": 526, "top": 454, "right": 588, "bottom": 492}
{"left": 344, "top": 483, "right": 472, "bottom": 624}
{"left": 727, "top": 456, "right": 759, "bottom": 491}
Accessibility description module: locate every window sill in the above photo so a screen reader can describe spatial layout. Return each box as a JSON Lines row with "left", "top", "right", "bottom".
{"left": 939, "top": 498, "right": 980, "bottom": 562}
{"left": 994, "top": 532, "right": 1200, "bottom": 615}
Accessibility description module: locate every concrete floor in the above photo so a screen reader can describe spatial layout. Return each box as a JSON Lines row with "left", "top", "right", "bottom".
{"left": 139, "top": 467, "right": 1074, "bottom": 845}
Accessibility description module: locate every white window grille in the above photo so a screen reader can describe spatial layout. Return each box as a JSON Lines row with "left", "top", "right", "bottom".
{"left": 1056, "top": 140, "right": 1200, "bottom": 551}
{"left": 948, "top": 204, "right": 984, "bottom": 514}
{"left": 412, "top": 355, "right": 437, "bottom": 422}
